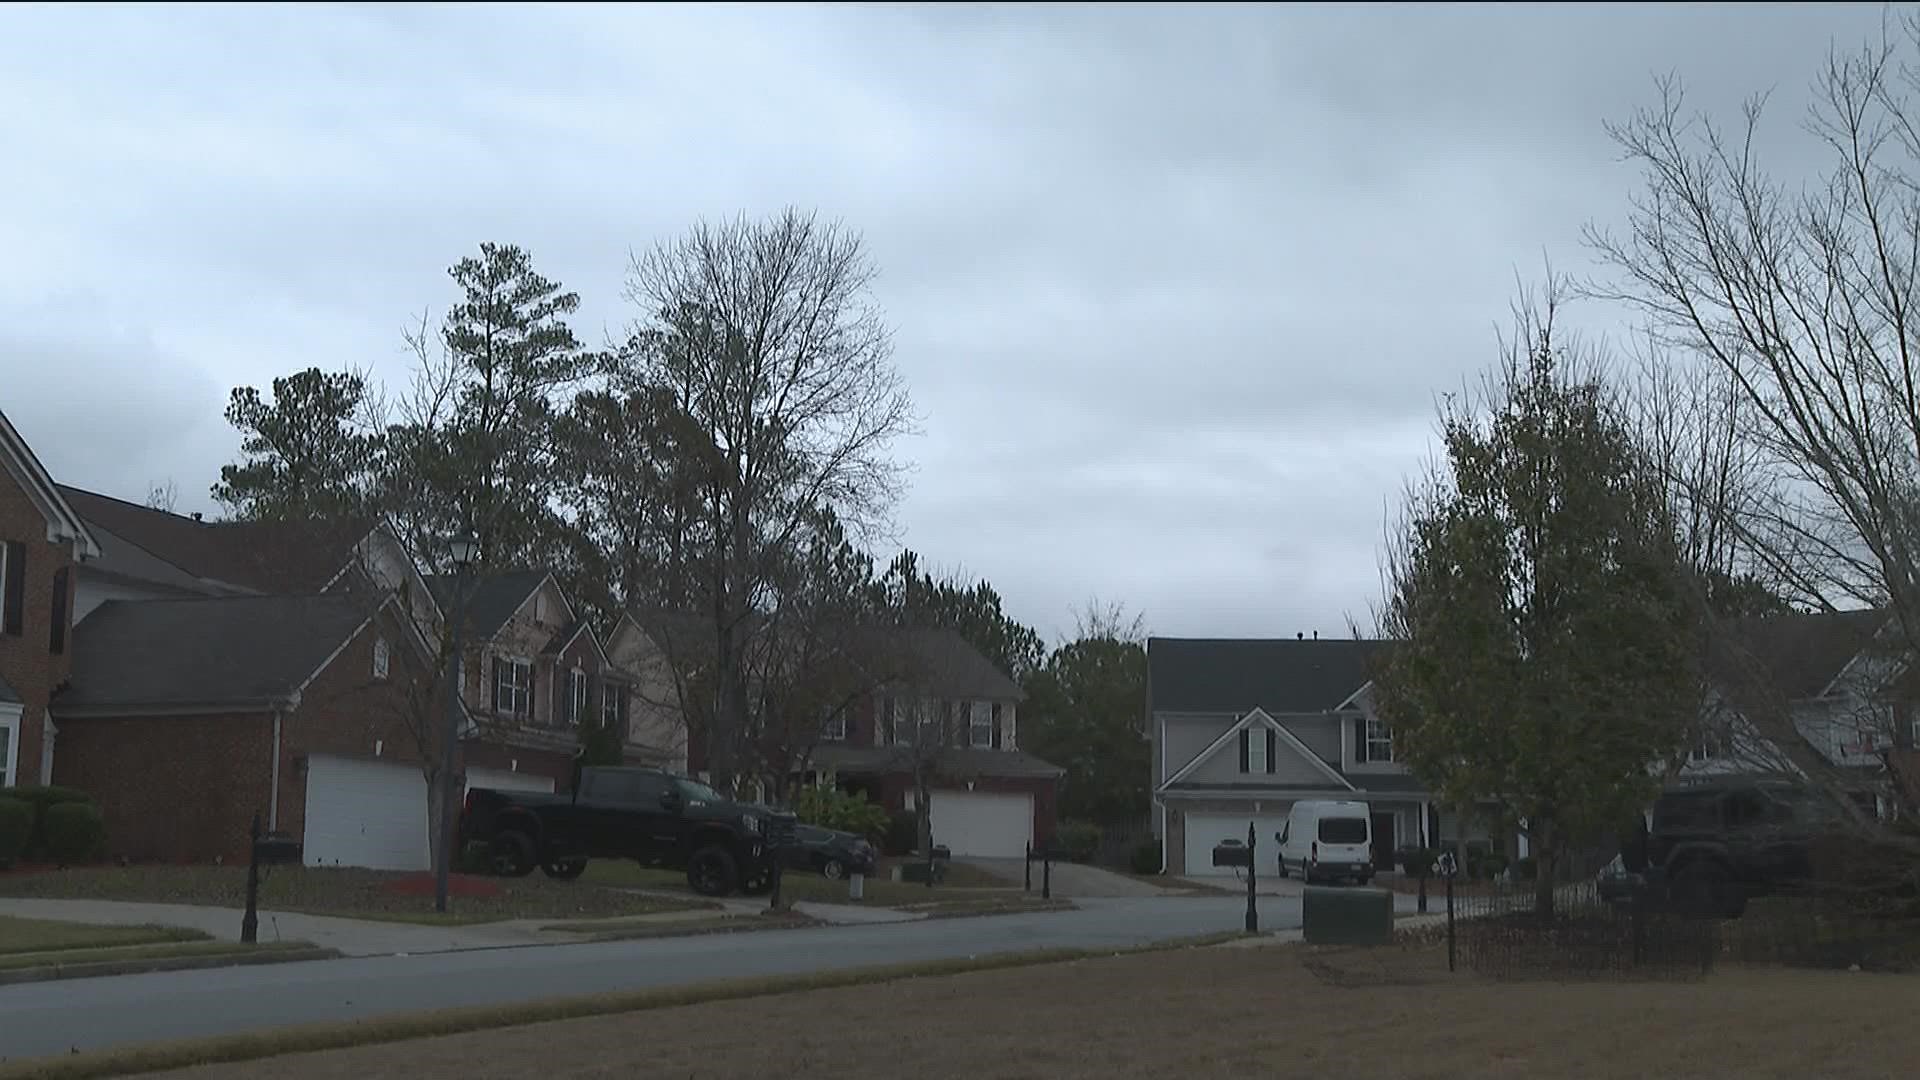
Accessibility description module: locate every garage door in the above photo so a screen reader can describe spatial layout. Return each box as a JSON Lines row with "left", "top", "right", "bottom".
{"left": 466, "top": 767, "right": 555, "bottom": 795}
{"left": 1183, "top": 811, "right": 1290, "bottom": 877}
{"left": 303, "top": 755, "right": 430, "bottom": 871}
{"left": 928, "top": 790, "right": 1033, "bottom": 858}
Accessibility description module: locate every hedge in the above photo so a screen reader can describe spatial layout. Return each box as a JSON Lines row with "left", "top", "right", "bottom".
{"left": 42, "top": 801, "right": 107, "bottom": 865}
{"left": 6, "top": 785, "right": 98, "bottom": 862}
{"left": 1055, "top": 820, "right": 1102, "bottom": 863}
{"left": 1129, "top": 839, "right": 1161, "bottom": 875}
{"left": 0, "top": 797, "right": 31, "bottom": 867}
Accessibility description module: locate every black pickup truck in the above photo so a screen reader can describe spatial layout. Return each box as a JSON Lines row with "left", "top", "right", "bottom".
{"left": 1621, "top": 780, "right": 1838, "bottom": 917}
{"left": 459, "top": 766, "right": 793, "bottom": 897}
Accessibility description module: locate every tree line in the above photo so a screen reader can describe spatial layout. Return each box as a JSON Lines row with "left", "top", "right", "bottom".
{"left": 211, "top": 208, "right": 1147, "bottom": 828}
{"left": 1376, "top": 20, "right": 1920, "bottom": 916}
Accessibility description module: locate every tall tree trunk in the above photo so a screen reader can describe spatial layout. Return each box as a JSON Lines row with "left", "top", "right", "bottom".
{"left": 1533, "top": 818, "right": 1555, "bottom": 919}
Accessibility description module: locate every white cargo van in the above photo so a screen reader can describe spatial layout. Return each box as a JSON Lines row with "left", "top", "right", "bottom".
{"left": 1276, "top": 800, "right": 1374, "bottom": 885}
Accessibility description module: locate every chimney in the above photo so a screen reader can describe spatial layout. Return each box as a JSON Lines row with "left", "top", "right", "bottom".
{"left": 190, "top": 512, "right": 203, "bottom": 522}
{"left": 1296, "top": 632, "right": 1304, "bottom": 640}
{"left": 1313, "top": 630, "right": 1319, "bottom": 641}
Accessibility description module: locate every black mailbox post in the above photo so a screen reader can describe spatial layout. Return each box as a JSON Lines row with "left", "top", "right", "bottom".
{"left": 1025, "top": 842, "right": 1074, "bottom": 900}
{"left": 1210, "top": 823, "right": 1259, "bottom": 934}
{"left": 765, "top": 814, "right": 798, "bottom": 911}
{"left": 241, "top": 812, "right": 303, "bottom": 944}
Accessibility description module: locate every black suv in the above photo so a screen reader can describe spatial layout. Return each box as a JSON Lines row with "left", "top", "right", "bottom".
{"left": 1626, "top": 781, "right": 1836, "bottom": 918}
{"left": 460, "top": 766, "right": 794, "bottom": 897}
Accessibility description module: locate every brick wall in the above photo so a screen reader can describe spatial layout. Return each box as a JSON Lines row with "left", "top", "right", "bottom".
{"left": 54, "top": 712, "right": 272, "bottom": 863}
{"left": 0, "top": 468, "right": 77, "bottom": 787}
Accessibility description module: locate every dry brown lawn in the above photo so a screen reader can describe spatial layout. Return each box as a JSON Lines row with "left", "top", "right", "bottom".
{"left": 155, "top": 944, "right": 1919, "bottom": 1080}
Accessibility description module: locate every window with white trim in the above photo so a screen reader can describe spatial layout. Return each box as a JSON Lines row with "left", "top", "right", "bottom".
{"left": 0, "top": 715, "right": 14, "bottom": 787}
{"left": 566, "top": 669, "right": 591, "bottom": 726}
{"left": 1246, "top": 726, "right": 1268, "bottom": 773}
{"left": 493, "top": 657, "right": 532, "bottom": 718}
{"left": 969, "top": 701, "right": 993, "bottom": 748}
{"left": 1365, "top": 716, "right": 1394, "bottom": 763}
{"left": 602, "top": 681, "right": 628, "bottom": 737}
{"left": 372, "top": 636, "right": 391, "bottom": 680}
{"left": 821, "top": 711, "right": 847, "bottom": 742}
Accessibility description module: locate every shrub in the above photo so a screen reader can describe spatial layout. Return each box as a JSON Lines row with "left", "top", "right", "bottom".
{"left": 1512, "top": 855, "right": 1537, "bottom": 882}
{"left": 1400, "top": 846, "right": 1438, "bottom": 878}
{"left": 1055, "top": 820, "right": 1102, "bottom": 863}
{"left": 5, "top": 786, "right": 96, "bottom": 861}
{"left": 0, "top": 798, "right": 31, "bottom": 867}
{"left": 884, "top": 811, "right": 920, "bottom": 856}
{"left": 1470, "top": 851, "right": 1510, "bottom": 880}
{"left": 41, "top": 801, "right": 106, "bottom": 865}
{"left": 458, "top": 841, "right": 492, "bottom": 875}
{"left": 1129, "top": 839, "right": 1161, "bottom": 875}
{"left": 792, "top": 786, "right": 891, "bottom": 842}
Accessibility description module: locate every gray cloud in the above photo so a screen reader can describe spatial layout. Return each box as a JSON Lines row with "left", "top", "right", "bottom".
{"left": 0, "top": 3, "right": 1895, "bottom": 640}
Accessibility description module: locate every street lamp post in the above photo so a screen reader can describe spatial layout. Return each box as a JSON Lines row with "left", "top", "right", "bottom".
{"left": 435, "top": 530, "right": 480, "bottom": 915}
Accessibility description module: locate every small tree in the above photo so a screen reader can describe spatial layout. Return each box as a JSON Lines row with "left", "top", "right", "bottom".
{"left": 1374, "top": 293, "right": 1699, "bottom": 916}
{"left": 1021, "top": 602, "right": 1152, "bottom": 825}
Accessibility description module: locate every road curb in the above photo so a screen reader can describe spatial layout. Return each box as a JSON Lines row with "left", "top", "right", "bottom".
{"left": 0, "top": 945, "right": 340, "bottom": 986}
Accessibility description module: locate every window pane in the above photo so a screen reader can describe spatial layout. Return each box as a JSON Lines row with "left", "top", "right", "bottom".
{"left": 1318, "top": 817, "right": 1368, "bottom": 843}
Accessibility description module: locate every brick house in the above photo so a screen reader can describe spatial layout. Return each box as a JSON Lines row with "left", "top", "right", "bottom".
{"left": 609, "top": 612, "right": 1062, "bottom": 858}
{"left": 430, "top": 571, "right": 679, "bottom": 793}
{"left": 0, "top": 409, "right": 99, "bottom": 788}
{"left": 52, "top": 593, "right": 439, "bottom": 866}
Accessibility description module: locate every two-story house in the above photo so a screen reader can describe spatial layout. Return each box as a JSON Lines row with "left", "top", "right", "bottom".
{"left": 432, "top": 572, "right": 682, "bottom": 792}
{"left": 0, "top": 409, "right": 99, "bottom": 789}
{"left": 1149, "top": 636, "right": 1504, "bottom": 878}
{"left": 610, "top": 613, "right": 1062, "bottom": 858}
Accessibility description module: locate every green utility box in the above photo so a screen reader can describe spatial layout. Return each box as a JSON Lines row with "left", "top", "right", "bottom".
{"left": 1302, "top": 885, "right": 1393, "bottom": 945}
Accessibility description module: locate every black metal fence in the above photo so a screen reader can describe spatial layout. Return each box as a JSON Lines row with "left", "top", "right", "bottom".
{"left": 1452, "top": 879, "right": 1716, "bottom": 981}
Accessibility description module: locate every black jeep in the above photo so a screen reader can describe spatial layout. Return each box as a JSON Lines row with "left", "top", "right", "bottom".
{"left": 1626, "top": 781, "right": 1837, "bottom": 918}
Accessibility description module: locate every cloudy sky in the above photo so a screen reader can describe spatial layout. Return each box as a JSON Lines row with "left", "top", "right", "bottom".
{"left": 0, "top": 3, "right": 1894, "bottom": 641}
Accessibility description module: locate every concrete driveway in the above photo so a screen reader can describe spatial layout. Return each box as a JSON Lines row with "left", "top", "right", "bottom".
{"left": 960, "top": 858, "right": 1181, "bottom": 897}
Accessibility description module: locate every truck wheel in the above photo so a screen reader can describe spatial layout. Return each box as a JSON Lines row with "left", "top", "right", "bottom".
{"left": 820, "top": 858, "right": 846, "bottom": 881}
{"left": 491, "top": 832, "right": 536, "bottom": 878}
{"left": 687, "top": 846, "right": 739, "bottom": 897}
{"left": 541, "top": 859, "right": 587, "bottom": 881}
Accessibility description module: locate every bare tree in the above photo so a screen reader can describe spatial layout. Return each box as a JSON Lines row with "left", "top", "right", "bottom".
{"left": 618, "top": 208, "right": 916, "bottom": 792}
{"left": 143, "top": 479, "right": 179, "bottom": 514}
{"left": 1588, "top": 23, "right": 1920, "bottom": 857}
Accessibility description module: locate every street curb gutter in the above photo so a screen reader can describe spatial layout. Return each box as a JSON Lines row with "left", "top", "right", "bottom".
{"left": 0, "top": 946, "right": 340, "bottom": 987}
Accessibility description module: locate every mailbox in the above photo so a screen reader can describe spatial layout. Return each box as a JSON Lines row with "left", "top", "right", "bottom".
{"left": 1212, "top": 840, "right": 1252, "bottom": 868}
{"left": 253, "top": 831, "right": 303, "bottom": 866}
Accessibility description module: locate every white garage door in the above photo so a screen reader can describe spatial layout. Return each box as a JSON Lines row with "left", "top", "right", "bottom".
{"left": 303, "top": 755, "right": 430, "bottom": 871}
{"left": 928, "top": 790, "right": 1033, "bottom": 858}
{"left": 1183, "top": 811, "right": 1290, "bottom": 877}
{"left": 466, "top": 768, "right": 555, "bottom": 795}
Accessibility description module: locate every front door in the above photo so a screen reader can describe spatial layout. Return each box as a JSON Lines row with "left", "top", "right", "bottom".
{"left": 1370, "top": 811, "right": 1396, "bottom": 869}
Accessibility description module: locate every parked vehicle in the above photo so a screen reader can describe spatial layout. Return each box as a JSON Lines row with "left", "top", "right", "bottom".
{"left": 1275, "top": 800, "right": 1374, "bottom": 885}
{"left": 1628, "top": 781, "right": 1835, "bottom": 918}
{"left": 783, "top": 825, "right": 878, "bottom": 880}
{"left": 459, "top": 766, "right": 793, "bottom": 897}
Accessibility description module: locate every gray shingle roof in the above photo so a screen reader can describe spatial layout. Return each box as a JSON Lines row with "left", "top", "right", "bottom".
{"left": 1721, "top": 608, "right": 1886, "bottom": 700}
{"left": 0, "top": 672, "right": 19, "bottom": 705}
{"left": 57, "top": 595, "right": 374, "bottom": 713}
{"left": 425, "top": 570, "right": 551, "bottom": 641}
{"left": 1148, "top": 637, "right": 1385, "bottom": 714}
{"left": 810, "top": 744, "right": 1064, "bottom": 780}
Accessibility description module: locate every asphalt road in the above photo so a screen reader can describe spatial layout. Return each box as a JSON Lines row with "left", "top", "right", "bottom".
{"left": 0, "top": 893, "right": 1387, "bottom": 1063}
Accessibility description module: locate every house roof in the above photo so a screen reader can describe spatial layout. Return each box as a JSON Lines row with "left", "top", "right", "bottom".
{"left": 55, "top": 485, "right": 370, "bottom": 593}
{"left": 0, "top": 409, "right": 99, "bottom": 560}
{"left": 1148, "top": 637, "right": 1385, "bottom": 714}
{"left": 809, "top": 744, "right": 1065, "bottom": 780}
{"left": 80, "top": 521, "right": 233, "bottom": 599}
{"left": 425, "top": 570, "right": 552, "bottom": 641}
{"left": 56, "top": 594, "right": 376, "bottom": 714}
{"left": 0, "top": 672, "right": 19, "bottom": 705}
{"left": 1720, "top": 608, "right": 1887, "bottom": 700}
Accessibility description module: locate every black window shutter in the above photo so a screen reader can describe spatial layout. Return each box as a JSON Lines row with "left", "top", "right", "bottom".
{"left": 1266, "top": 729, "right": 1277, "bottom": 774}
{"left": 1238, "top": 730, "right": 1250, "bottom": 772}
{"left": 527, "top": 666, "right": 537, "bottom": 719}
{"left": 1353, "top": 717, "right": 1368, "bottom": 763}
{"left": 49, "top": 566, "right": 69, "bottom": 654}
{"left": 991, "top": 703, "right": 1003, "bottom": 749}
{"left": 2, "top": 540, "right": 24, "bottom": 636}
{"left": 490, "top": 658, "right": 502, "bottom": 712}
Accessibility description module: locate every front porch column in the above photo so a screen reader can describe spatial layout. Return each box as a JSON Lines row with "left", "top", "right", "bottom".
{"left": 1419, "top": 799, "right": 1430, "bottom": 847}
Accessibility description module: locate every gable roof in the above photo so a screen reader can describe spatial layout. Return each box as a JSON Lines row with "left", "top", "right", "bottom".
{"left": 424, "top": 570, "right": 555, "bottom": 641}
{"left": 56, "top": 594, "right": 378, "bottom": 715}
{"left": 1719, "top": 608, "right": 1888, "bottom": 701}
{"left": 0, "top": 410, "right": 99, "bottom": 560}
{"left": 55, "top": 485, "right": 371, "bottom": 594}
{"left": 1159, "top": 707, "right": 1355, "bottom": 791}
{"left": 1148, "top": 637, "right": 1385, "bottom": 714}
